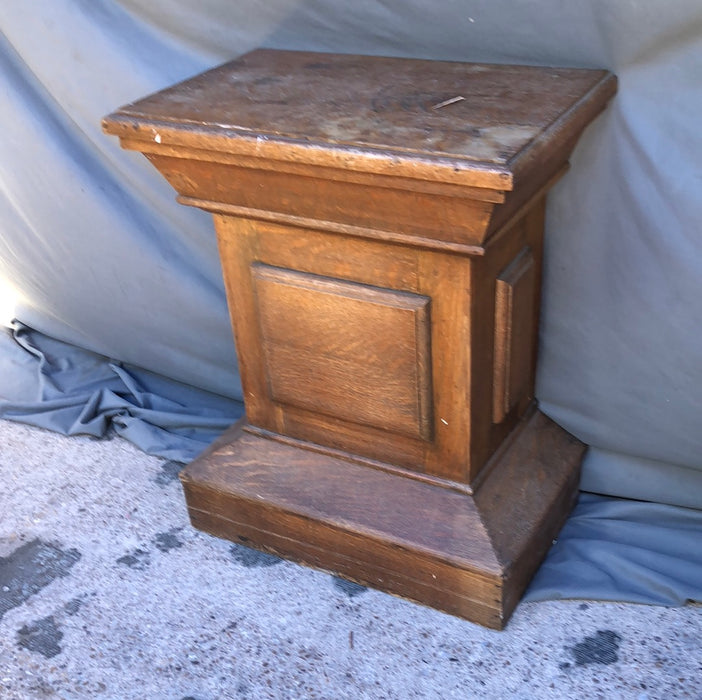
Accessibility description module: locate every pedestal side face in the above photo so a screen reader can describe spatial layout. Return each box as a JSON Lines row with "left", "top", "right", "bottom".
{"left": 493, "top": 248, "right": 536, "bottom": 424}
{"left": 468, "top": 198, "right": 546, "bottom": 482}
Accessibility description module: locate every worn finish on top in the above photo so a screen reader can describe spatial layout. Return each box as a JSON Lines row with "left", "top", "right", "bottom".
{"left": 104, "top": 49, "right": 616, "bottom": 191}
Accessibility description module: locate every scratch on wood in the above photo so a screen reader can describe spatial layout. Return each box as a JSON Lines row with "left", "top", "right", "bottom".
{"left": 432, "top": 96, "right": 465, "bottom": 110}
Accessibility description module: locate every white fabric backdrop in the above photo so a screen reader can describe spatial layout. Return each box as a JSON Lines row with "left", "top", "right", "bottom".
{"left": 1, "top": 1, "right": 701, "bottom": 506}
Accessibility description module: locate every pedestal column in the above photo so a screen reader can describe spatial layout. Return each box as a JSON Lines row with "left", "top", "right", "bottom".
{"left": 104, "top": 49, "right": 616, "bottom": 627}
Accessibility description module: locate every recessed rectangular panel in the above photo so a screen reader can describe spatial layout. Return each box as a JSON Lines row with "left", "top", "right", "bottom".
{"left": 252, "top": 264, "right": 433, "bottom": 441}
{"left": 493, "top": 248, "right": 536, "bottom": 423}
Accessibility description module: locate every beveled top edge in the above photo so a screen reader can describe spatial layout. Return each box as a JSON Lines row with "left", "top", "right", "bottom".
{"left": 103, "top": 49, "right": 617, "bottom": 192}
{"left": 103, "top": 112, "right": 516, "bottom": 191}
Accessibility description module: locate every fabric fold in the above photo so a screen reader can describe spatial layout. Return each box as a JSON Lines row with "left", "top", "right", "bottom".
{"left": 525, "top": 493, "right": 702, "bottom": 605}
{"left": 0, "top": 323, "right": 242, "bottom": 461}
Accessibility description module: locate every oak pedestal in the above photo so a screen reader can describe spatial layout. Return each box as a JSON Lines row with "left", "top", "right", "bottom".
{"left": 104, "top": 50, "right": 616, "bottom": 628}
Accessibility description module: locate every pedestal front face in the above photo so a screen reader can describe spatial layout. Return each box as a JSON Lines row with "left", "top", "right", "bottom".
{"left": 103, "top": 49, "right": 615, "bottom": 627}
{"left": 216, "top": 215, "right": 478, "bottom": 481}
{"left": 252, "top": 264, "right": 434, "bottom": 442}
{"left": 212, "top": 203, "right": 544, "bottom": 485}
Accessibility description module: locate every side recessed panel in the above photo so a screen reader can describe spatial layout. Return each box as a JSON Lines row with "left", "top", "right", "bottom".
{"left": 493, "top": 248, "right": 536, "bottom": 423}
{"left": 252, "top": 264, "right": 433, "bottom": 441}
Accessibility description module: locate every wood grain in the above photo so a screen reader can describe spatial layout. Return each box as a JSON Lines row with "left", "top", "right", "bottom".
{"left": 103, "top": 49, "right": 615, "bottom": 627}
{"left": 104, "top": 49, "right": 616, "bottom": 192}
{"left": 252, "top": 264, "right": 433, "bottom": 441}
{"left": 146, "top": 155, "right": 495, "bottom": 246}
{"left": 180, "top": 410, "right": 584, "bottom": 628}
{"left": 493, "top": 248, "right": 536, "bottom": 423}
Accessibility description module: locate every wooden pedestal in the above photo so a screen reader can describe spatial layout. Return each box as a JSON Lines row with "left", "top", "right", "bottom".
{"left": 104, "top": 50, "right": 615, "bottom": 628}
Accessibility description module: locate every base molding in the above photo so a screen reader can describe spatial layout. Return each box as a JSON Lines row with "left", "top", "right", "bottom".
{"left": 180, "top": 409, "right": 584, "bottom": 629}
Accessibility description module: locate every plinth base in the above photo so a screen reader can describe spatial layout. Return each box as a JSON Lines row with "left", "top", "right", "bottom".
{"left": 180, "top": 410, "right": 584, "bottom": 629}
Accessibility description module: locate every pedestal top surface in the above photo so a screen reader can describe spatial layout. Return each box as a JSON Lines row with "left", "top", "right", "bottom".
{"left": 104, "top": 49, "right": 615, "bottom": 190}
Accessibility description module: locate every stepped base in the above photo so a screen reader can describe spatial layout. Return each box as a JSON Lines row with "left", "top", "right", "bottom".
{"left": 180, "top": 410, "right": 584, "bottom": 629}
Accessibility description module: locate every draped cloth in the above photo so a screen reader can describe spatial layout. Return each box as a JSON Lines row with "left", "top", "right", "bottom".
{"left": 1, "top": 1, "right": 701, "bottom": 605}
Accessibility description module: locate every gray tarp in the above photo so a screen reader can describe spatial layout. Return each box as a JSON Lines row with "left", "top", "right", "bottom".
{"left": 1, "top": 1, "right": 701, "bottom": 604}
{"left": 0, "top": 323, "right": 241, "bottom": 461}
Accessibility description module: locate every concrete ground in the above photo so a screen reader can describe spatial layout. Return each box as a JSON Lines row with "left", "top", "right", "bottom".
{"left": 1, "top": 418, "right": 700, "bottom": 700}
